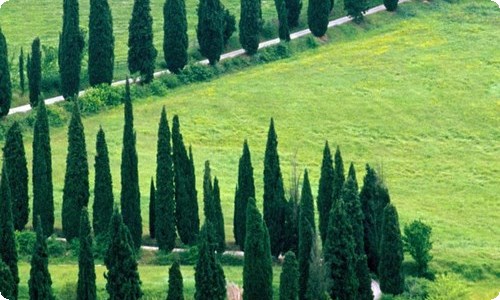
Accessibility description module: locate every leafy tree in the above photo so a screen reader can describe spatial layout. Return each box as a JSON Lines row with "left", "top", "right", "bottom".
{"left": 167, "top": 261, "right": 184, "bottom": 300}
{"left": 3, "top": 122, "right": 29, "bottom": 231}
{"left": 28, "top": 37, "right": 42, "bottom": 107}
{"left": 403, "top": 220, "right": 433, "bottom": 276}
{"left": 59, "top": 0, "right": 84, "bottom": 99}
{"left": 379, "top": 203, "right": 404, "bottom": 295}
{"left": 0, "top": 259, "right": 14, "bottom": 300}
{"left": 307, "top": 0, "right": 330, "bottom": 37}
{"left": 163, "top": 0, "right": 188, "bottom": 73}
{"left": 128, "top": 0, "right": 157, "bottom": 83}
{"left": 275, "top": 0, "right": 290, "bottom": 41}
{"left": 243, "top": 198, "right": 273, "bottom": 300}
{"left": 88, "top": 0, "right": 114, "bottom": 85}
{"left": 223, "top": 9, "right": 236, "bottom": 46}
{"left": 298, "top": 169, "right": 314, "bottom": 300}
{"left": 384, "top": 0, "right": 398, "bottom": 12}
{"left": 105, "top": 208, "right": 143, "bottom": 299}
{"left": 0, "top": 27, "right": 11, "bottom": 116}
{"left": 317, "top": 141, "right": 333, "bottom": 245}
{"left": 234, "top": 140, "right": 255, "bottom": 250}
{"left": 77, "top": 208, "right": 96, "bottom": 300}
{"left": 28, "top": 216, "right": 55, "bottom": 300}
{"left": 344, "top": 0, "right": 367, "bottom": 23}
{"left": 212, "top": 177, "right": 225, "bottom": 253}
{"left": 149, "top": 178, "right": 156, "bottom": 239}
{"left": 62, "top": 101, "right": 90, "bottom": 242}
{"left": 93, "top": 127, "right": 114, "bottom": 237}
{"left": 263, "top": 118, "right": 286, "bottom": 257}
{"left": 285, "top": 0, "right": 302, "bottom": 28}
{"left": 32, "top": 100, "right": 54, "bottom": 236}
{"left": 197, "top": 0, "right": 225, "bottom": 65}
{"left": 279, "top": 251, "right": 299, "bottom": 300}
{"left": 239, "top": 0, "right": 261, "bottom": 55}
{"left": 360, "top": 164, "right": 379, "bottom": 273}
{"left": 156, "top": 107, "right": 176, "bottom": 251}
{"left": 19, "top": 48, "right": 25, "bottom": 94}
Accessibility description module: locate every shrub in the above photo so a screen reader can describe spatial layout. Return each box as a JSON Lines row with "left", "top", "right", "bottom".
{"left": 161, "top": 74, "right": 183, "bottom": 89}
{"left": 400, "top": 276, "right": 429, "bottom": 300}
{"left": 46, "top": 237, "right": 67, "bottom": 257}
{"left": 16, "top": 231, "right": 37, "bottom": 256}
{"left": 403, "top": 220, "right": 433, "bottom": 276}
{"left": 427, "top": 273, "right": 469, "bottom": 300}
{"left": 178, "top": 64, "right": 219, "bottom": 84}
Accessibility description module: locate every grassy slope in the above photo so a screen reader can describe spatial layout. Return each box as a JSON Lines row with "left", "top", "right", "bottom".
{"left": 3, "top": 0, "right": 500, "bottom": 298}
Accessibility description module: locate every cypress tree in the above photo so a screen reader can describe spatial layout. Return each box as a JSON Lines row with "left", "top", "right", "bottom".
{"left": 104, "top": 209, "right": 143, "bottom": 299}
{"left": 375, "top": 180, "right": 391, "bottom": 249}
{"left": 77, "top": 208, "right": 96, "bottom": 300}
{"left": 3, "top": 122, "right": 29, "bottom": 231}
{"left": 317, "top": 141, "right": 333, "bottom": 245}
{"left": 203, "top": 161, "right": 215, "bottom": 225}
{"left": 379, "top": 203, "right": 404, "bottom": 295}
{"left": 197, "top": 0, "right": 224, "bottom": 65}
{"left": 285, "top": 0, "right": 302, "bottom": 28}
{"left": 167, "top": 261, "right": 184, "bottom": 300}
{"left": 243, "top": 198, "right": 273, "bottom": 300}
{"left": 332, "top": 146, "right": 345, "bottom": 209}
{"left": 128, "top": 0, "right": 157, "bottom": 83}
{"left": 163, "top": 0, "right": 188, "bottom": 73}
{"left": 202, "top": 163, "right": 225, "bottom": 252}
{"left": 307, "top": 0, "right": 330, "bottom": 38}
{"left": 0, "top": 166, "right": 19, "bottom": 299}
{"left": 263, "top": 118, "right": 286, "bottom": 257}
{"left": 187, "top": 147, "right": 199, "bottom": 227}
{"left": 62, "top": 101, "right": 90, "bottom": 242}
{"left": 89, "top": 0, "right": 114, "bottom": 86}
{"left": 194, "top": 222, "right": 226, "bottom": 300}
{"left": 234, "top": 140, "right": 255, "bottom": 250}
{"left": 120, "top": 80, "right": 142, "bottom": 250}
{"left": 32, "top": 100, "right": 54, "bottom": 236}
{"left": 279, "top": 251, "right": 299, "bottom": 300}
{"left": 282, "top": 167, "right": 299, "bottom": 255}
{"left": 384, "top": 0, "right": 398, "bottom": 12}
{"left": 93, "top": 127, "right": 114, "bottom": 237}
{"left": 348, "top": 162, "right": 358, "bottom": 191}
{"left": 344, "top": 0, "right": 367, "bottom": 23}
{"left": 275, "top": 0, "right": 290, "bottom": 41}
{"left": 298, "top": 169, "right": 314, "bottom": 300}
{"left": 239, "top": 0, "right": 261, "bottom": 55}
{"left": 212, "top": 177, "right": 225, "bottom": 253}
{"left": 0, "top": 259, "right": 14, "bottom": 300}
{"left": 360, "top": 164, "right": 378, "bottom": 272}
{"left": 28, "top": 37, "right": 42, "bottom": 107}
{"left": 149, "top": 178, "right": 156, "bottom": 239}
{"left": 59, "top": 0, "right": 84, "bottom": 99}
{"left": 0, "top": 27, "right": 11, "bottom": 117}
{"left": 28, "top": 216, "right": 55, "bottom": 300}
{"left": 19, "top": 48, "right": 25, "bottom": 94}
{"left": 155, "top": 107, "right": 176, "bottom": 251}
{"left": 305, "top": 236, "right": 330, "bottom": 300}
{"left": 223, "top": 9, "right": 236, "bottom": 46}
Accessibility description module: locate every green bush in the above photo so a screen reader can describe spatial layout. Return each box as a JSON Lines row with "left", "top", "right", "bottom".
{"left": 47, "top": 237, "right": 67, "bottom": 257}
{"left": 154, "top": 246, "right": 200, "bottom": 265}
{"left": 160, "top": 74, "right": 183, "bottom": 89}
{"left": 46, "top": 105, "right": 69, "bottom": 127}
{"left": 258, "top": 43, "right": 292, "bottom": 63}
{"left": 148, "top": 80, "right": 168, "bottom": 96}
{"left": 177, "top": 64, "right": 219, "bottom": 84}
{"left": 427, "top": 273, "right": 469, "bottom": 300}
{"left": 16, "top": 231, "right": 37, "bottom": 256}
{"left": 78, "top": 84, "right": 122, "bottom": 115}
{"left": 400, "top": 276, "right": 429, "bottom": 300}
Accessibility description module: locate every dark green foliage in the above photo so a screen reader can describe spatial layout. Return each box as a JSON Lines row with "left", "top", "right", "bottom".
{"left": 88, "top": 0, "right": 114, "bottom": 85}
{"left": 282, "top": 165, "right": 299, "bottom": 255}
{"left": 360, "top": 164, "right": 379, "bottom": 273}
{"left": 202, "top": 162, "right": 225, "bottom": 252}
{"left": 121, "top": 80, "right": 142, "bottom": 250}
{"left": 332, "top": 146, "right": 345, "bottom": 208}
{"left": 194, "top": 222, "right": 226, "bottom": 300}
{"left": 307, "top": 0, "right": 330, "bottom": 37}
{"left": 203, "top": 161, "right": 215, "bottom": 226}
{"left": 280, "top": 251, "right": 299, "bottom": 300}
{"left": 305, "top": 237, "right": 330, "bottom": 300}
{"left": 63, "top": 101, "right": 90, "bottom": 242}
{"left": 28, "top": 38, "right": 42, "bottom": 107}
{"left": 317, "top": 141, "right": 334, "bottom": 245}
{"left": 243, "top": 198, "right": 273, "bottom": 300}
{"left": 324, "top": 199, "right": 358, "bottom": 300}
{"left": 32, "top": 100, "right": 54, "bottom": 236}
{"left": 163, "top": 0, "right": 188, "bottom": 73}
{"left": 28, "top": 216, "right": 55, "bottom": 300}
{"left": 3, "top": 122, "right": 29, "bottom": 231}
{"left": 0, "top": 166, "right": 19, "bottom": 299}
{"left": 167, "top": 261, "right": 184, "bottom": 300}
{"left": 285, "top": 0, "right": 302, "bottom": 28}
{"left": 298, "top": 169, "right": 314, "bottom": 300}
{"left": 403, "top": 220, "right": 433, "bottom": 276}
{"left": 379, "top": 203, "right": 404, "bottom": 295}
{"left": 104, "top": 209, "right": 143, "bottom": 299}
{"left": 384, "top": 0, "right": 398, "bottom": 12}
{"left": 128, "top": 0, "right": 157, "bottom": 83}
{"left": 0, "top": 259, "right": 14, "bottom": 300}
{"left": 197, "top": 0, "right": 225, "bottom": 65}
{"left": 275, "top": 0, "right": 290, "bottom": 41}
{"left": 19, "top": 48, "right": 25, "bottom": 94}
{"left": 93, "top": 127, "right": 114, "bottom": 237}
{"left": 348, "top": 162, "right": 358, "bottom": 191}
{"left": 149, "top": 178, "right": 156, "bottom": 239}
{"left": 223, "top": 9, "right": 236, "bottom": 46}
{"left": 239, "top": 0, "right": 261, "bottom": 55}
{"left": 156, "top": 107, "right": 176, "bottom": 251}
{"left": 187, "top": 147, "right": 198, "bottom": 225}
{"left": 59, "top": 0, "right": 84, "bottom": 99}
{"left": 263, "top": 118, "right": 286, "bottom": 257}
{"left": 212, "top": 177, "right": 226, "bottom": 253}
{"left": 77, "top": 208, "right": 96, "bottom": 300}
{"left": 0, "top": 27, "right": 11, "bottom": 116}
{"left": 344, "top": 0, "right": 367, "bottom": 22}
{"left": 234, "top": 140, "right": 255, "bottom": 250}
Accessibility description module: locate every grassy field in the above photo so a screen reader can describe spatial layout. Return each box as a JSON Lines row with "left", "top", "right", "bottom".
{"left": 2, "top": 0, "right": 500, "bottom": 298}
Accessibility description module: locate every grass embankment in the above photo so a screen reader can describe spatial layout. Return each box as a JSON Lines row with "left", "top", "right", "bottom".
{"left": 2, "top": 0, "right": 499, "bottom": 298}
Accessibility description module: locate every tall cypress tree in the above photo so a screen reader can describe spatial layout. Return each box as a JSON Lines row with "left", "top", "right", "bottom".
{"left": 280, "top": 251, "right": 299, "bottom": 300}
{"left": 0, "top": 27, "right": 11, "bottom": 117}
{"left": 307, "top": 0, "right": 330, "bottom": 37}
{"left": 121, "top": 80, "right": 142, "bottom": 249}
{"left": 243, "top": 198, "right": 273, "bottom": 300}
{"left": 263, "top": 118, "right": 286, "bottom": 257}
{"left": 0, "top": 166, "right": 19, "bottom": 299}
{"left": 234, "top": 140, "right": 255, "bottom": 250}
{"left": 89, "top": 0, "right": 114, "bottom": 86}
{"left": 93, "top": 127, "right": 114, "bottom": 237}
{"left": 187, "top": 147, "right": 199, "bottom": 230}
{"left": 197, "top": 0, "right": 225, "bottom": 66}
{"left": 163, "top": 0, "right": 188, "bottom": 73}
{"left": 285, "top": 0, "right": 302, "bottom": 28}
{"left": 317, "top": 141, "right": 333, "bottom": 245}
{"left": 275, "top": 0, "right": 290, "bottom": 41}
{"left": 77, "top": 208, "right": 96, "bottom": 300}
{"left": 213, "top": 177, "right": 225, "bottom": 253}
{"left": 348, "top": 162, "right": 358, "bottom": 191}
{"left": 379, "top": 203, "right": 404, "bottom": 295}
{"left": 0, "top": 258, "right": 14, "bottom": 300}
{"left": 28, "top": 37, "right": 42, "bottom": 107}
{"left": 3, "top": 122, "right": 29, "bottom": 231}
{"left": 19, "top": 48, "right": 25, "bottom": 94}
{"left": 202, "top": 163, "right": 225, "bottom": 253}
{"left": 59, "top": 0, "right": 84, "bottom": 99}
{"left": 167, "top": 261, "right": 184, "bottom": 300}
{"left": 344, "top": 0, "right": 367, "bottom": 23}
{"left": 203, "top": 161, "right": 215, "bottom": 225}
{"left": 155, "top": 107, "right": 176, "bottom": 251}
{"left": 128, "top": 0, "right": 157, "bottom": 83}
{"left": 149, "top": 178, "right": 156, "bottom": 239}
{"left": 375, "top": 180, "right": 391, "bottom": 250}
{"left": 384, "top": 0, "right": 398, "bottom": 12}
{"left": 32, "top": 100, "right": 54, "bottom": 236}
{"left": 62, "top": 101, "right": 89, "bottom": 242}
{"left": 239, "top": 0, "right": 261, "bottom": 55}
{"left": 28, "top": 216, "right": 54, "bottom": 300}
{"left": 332, "top": 146, "right": 345, "bottom": 209}
{"left": 104, "top": 209, "right": 143, "bottom": 299}
{"left": 298, "top": 169, "right": 314, "bottom": 300}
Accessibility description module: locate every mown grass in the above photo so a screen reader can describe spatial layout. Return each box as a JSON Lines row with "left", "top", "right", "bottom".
{"left": 2, "top": 0, "right": 500, "bottom": 298}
